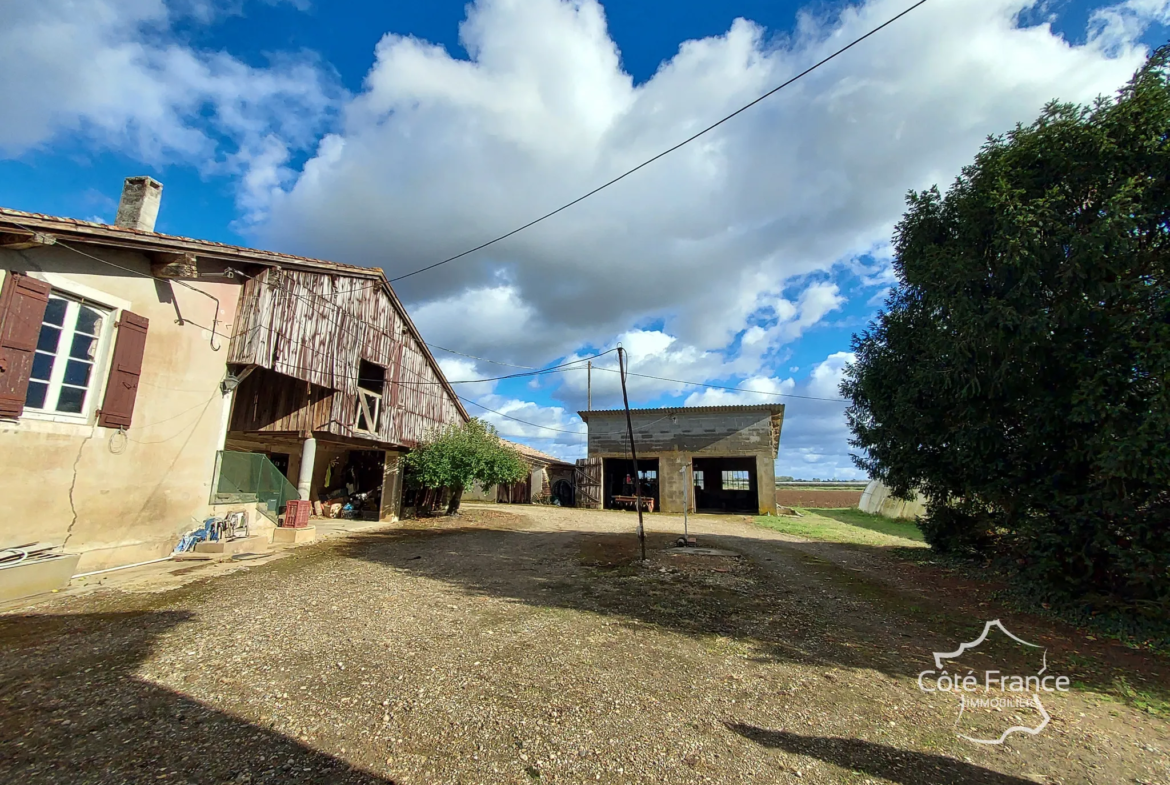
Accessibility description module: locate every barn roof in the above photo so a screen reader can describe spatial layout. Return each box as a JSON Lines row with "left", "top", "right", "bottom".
{"left": 0, "top": 206, "right": 468, "bottom": 423}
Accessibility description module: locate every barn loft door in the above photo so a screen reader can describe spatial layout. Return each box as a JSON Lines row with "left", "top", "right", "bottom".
{"left": 574, "top": 457, "right": 601, "bottom": 509}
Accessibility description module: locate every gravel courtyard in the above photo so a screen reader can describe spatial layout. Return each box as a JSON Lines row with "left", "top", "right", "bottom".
{"left": 1, "top": 505, "right": 1167, "bottom": 784}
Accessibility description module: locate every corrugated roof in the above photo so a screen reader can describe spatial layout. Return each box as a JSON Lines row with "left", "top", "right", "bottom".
{"left": 577, "top": 404, "right": 785, "bottom": 420}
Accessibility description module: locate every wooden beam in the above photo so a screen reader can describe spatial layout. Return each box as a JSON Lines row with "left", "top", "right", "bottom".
{"left": 0, "top": 231, "right": 56, "bottom": 250}
{"left": 150, "top": 251, "right": 199, "bottom": 279}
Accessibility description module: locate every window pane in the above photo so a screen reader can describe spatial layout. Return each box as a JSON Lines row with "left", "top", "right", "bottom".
{"left": 31, "top": 352, "right": 55, "bottom": 381}
{"left": 25, "top": 381, "right": 48, "bottom": 409}
{"left": 42, "top": 298, "right": 67, "bottom": 327}
{"left": 76, "top": 306, "right": 103, "bottom": 336}
{"left": 55, "top": 385, "right": 87, "bottom": 414}
{"left": 36, "top": 325, "right": 61, "bottom": 354}
{"left": 70, "top": 334, "right": 96, "bottom": 360}
{"left": 63, "top": 359, "right": 93, "bottom": 387}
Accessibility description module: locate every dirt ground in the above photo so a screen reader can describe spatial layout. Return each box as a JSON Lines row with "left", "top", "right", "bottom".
{"left": 775, "top": 489, "right": 865, "bottom": 508}
{"left": 1, "top": 505, "right": 1167, "bottom": 785}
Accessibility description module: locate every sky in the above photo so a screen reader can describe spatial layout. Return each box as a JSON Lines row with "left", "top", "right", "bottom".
{"left": 1, "top": 0, "right": 1168, "bottom": 478}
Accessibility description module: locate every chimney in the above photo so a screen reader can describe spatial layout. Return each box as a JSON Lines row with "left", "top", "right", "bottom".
{"left": 114, "top": 176, "right": 163, "bottom": 232}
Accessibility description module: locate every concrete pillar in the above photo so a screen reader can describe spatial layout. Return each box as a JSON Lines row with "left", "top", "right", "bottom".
{"left": 298, "top": 437, "right": 317, "bottom": 501}
{"left": 215, "top": 389, "right": 234, "bottom": 453}
{"left": 380, "top": 451, "right": 404, "bottom": 522}
{"left": 756, "top": 453, "right": 776, "bottom": 515}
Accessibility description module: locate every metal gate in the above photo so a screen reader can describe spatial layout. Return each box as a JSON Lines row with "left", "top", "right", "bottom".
{"left": 574, "top": 457, "right": 602, "bottom": 509}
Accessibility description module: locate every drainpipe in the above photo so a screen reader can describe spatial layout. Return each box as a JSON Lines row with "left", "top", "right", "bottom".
{"left": 298, "top": 437, "right": 317, "bottom": 501}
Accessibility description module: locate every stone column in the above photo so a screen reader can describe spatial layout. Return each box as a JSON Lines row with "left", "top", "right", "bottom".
{"left": 380, "top": 451, "right": 404, "bottom": 522}
{"left": 297, "top": 437, "right": 317, "bottom": 501}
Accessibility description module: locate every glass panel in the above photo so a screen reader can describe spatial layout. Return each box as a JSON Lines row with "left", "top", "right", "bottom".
{"left": 70, "top": 334, "right": 96, "bottom": 360}
{"left": 42, "top": 298, "right": 67, "bottom": 327}
{"left": 36, "top": 325, "right": 61, "bottom": 354}
{"left": 55, "top": 385, "right": 87, "bottom": 414}
{"left": 31, "top": 352, "right": 55, "bottom": 381}
{"left": 25, "top": 381, "right": 48, "bottom": 409}
{"left": 63, "top": 359, "right": 92, "bottom": 387}
{"left": 76, "top": 306, "right": 103, "bottom": 336}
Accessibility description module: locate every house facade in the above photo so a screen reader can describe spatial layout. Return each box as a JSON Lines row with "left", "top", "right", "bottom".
{"left": 0, "top": 177, "right": 464, "bottom": 580}
{"left": 577, "top": 404, "right": 784, "bottom": 515}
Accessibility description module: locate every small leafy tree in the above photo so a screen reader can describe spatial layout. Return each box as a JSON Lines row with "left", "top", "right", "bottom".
{"left": 842, "top": 47, "right": 1170, "bottom": 615}
{"left": 403, "top": 419, "right": 529, "bottom": 514}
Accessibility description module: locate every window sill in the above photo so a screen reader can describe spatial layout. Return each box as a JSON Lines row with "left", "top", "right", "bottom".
{"left": 1, "top": 411, "right": 97, "bottom": 439}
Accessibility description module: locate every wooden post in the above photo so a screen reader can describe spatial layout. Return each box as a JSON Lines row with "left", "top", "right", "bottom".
{"left": 587, "top": 360, "right": 592, "bottom": 412}
{"left": 617, "top": 348, "right": 646, "bottom": 562}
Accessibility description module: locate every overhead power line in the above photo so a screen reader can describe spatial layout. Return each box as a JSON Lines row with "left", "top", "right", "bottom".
{"left": 458, "top": 395, "right": 587, "bottom": 435}
{"left": 426, "top": 343, "right": 538, "bottom": 369}
{"left": 587, "top": 365, "right": 849, "bottom": 403}
{"left": 386, "top": 0, "right": 930, "bottom": 284}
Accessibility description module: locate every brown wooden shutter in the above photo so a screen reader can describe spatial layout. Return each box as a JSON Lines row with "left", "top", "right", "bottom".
{"left": 97, "top": 311, "right": 149, "bottom": 429}
{"left": 0, "top": 272, "right": 51, "bottom": 420}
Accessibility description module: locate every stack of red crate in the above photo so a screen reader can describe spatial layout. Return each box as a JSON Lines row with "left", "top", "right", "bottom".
{"left": 283, "top": 499, "right": 312, "bottom": 528}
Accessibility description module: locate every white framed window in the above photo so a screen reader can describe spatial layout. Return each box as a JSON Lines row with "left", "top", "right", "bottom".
{"left": 25, "top": 293, "right": 111, "bottom": 420}
{"left": 721, "top": 470, "right": 751, "bottom": 491}
{"left": 693, "top": 470, "right": 704, "bottom": 490}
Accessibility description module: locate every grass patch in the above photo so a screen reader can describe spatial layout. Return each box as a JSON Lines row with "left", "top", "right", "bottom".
{"left": 809, "top": 508, "right": 925, "bottom": 542}
{"left": 754, "top": 508, "right": 926, "bottom": 547}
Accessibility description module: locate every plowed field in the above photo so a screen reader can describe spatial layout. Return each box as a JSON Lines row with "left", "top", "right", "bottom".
{"left": 775, "top": 489, "right": 863, "bottom": 508}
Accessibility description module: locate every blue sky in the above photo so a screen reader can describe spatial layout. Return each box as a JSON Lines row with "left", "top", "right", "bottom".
{"left": 2, "top": 0, "right": 1167, "bottom": 476}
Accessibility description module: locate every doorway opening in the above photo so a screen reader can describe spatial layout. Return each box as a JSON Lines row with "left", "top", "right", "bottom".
{"left": 602, "top": 458, "right": 660, "bottom": 511}
{"left": 691, "top": 457, "right": 757, "bottom": 513}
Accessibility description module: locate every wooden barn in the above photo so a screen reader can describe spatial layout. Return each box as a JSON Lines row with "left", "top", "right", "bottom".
{"left": 222, "top": 265, "right": 468, "bottom": 522}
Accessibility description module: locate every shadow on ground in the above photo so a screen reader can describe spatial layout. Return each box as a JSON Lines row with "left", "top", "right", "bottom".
{"left": 0, "top": 611, "right": 392, "bottom": 785}
{"left": 726, "top": 723, "right": 1035, "bottom": 785}
{"left": 334, "top": 523, "right": 1170, "bottom": 705}
{"left": 335, "top": 525, "right": 954, "bottom": 681}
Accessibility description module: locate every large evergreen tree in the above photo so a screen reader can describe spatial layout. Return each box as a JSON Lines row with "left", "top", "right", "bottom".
{"left": 842, "top": 47, "right": 1170, "bottom": 614}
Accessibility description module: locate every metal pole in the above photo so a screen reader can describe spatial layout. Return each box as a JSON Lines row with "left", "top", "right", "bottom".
{"left": 681, "top": 463, "right": 689, "bottom": 544}
{"left": 587, "top": 360, "right": 592, "bottom": 412}
{"left": 617, "top": 348, "right": 646, "bottom": 562}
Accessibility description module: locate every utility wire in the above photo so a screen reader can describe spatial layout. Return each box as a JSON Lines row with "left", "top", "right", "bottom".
{"left": 386, "top": 0, "right": 930, "bottom": 284}
{"left": 458, "top": 395, "right": 587, "bottom": 435}
{"left": 588, "top": 365, "right": 849, "bottom": 403}
{"left": 427, "top": 343, "right": 538, "bottom": 369}
{"left": 7, "top": 220, "right": 236, "bottom": 346}
{"left": 459, "top": 395, "right": 675, "bottom": 437}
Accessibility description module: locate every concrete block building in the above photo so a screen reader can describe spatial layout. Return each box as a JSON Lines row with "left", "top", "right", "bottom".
{"left": 577, "top": 404, "right": 784, "bottom": 515}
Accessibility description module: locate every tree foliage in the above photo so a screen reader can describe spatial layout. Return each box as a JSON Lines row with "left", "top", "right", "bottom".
{"left": 403, "top": 418, "right": 529, "bottom": 514}
{"left": 842, "top": 47, "right": 1170, "bottom": 616}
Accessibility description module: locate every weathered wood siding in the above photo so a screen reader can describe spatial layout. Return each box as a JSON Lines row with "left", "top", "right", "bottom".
{"left": 229, "top": 268, "right": 463, "bottom": 447}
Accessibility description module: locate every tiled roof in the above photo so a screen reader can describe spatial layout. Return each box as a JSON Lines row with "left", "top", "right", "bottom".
{"left": 0, "top": 207, "right": 379, "bottom": 278}
{"left": 500, "top": 437, "right": 572, "bottom": 466}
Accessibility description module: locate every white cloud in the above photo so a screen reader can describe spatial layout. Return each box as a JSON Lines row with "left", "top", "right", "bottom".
{"left": 1089, "top": 0, "right": 1170, "bottom": 53}
{"left": 0, "top": 0, "right": 343, "bottom": 210}
{"left": 258, "top": 0, "right": 1153, "bottom": 372}
{"left": 772, "top": 351, "right": 862, "bottom": 479}
{"left": 6, "top": 0, "right": 1165, "bottom": 474}
{"left": 683, "top": 375, "right": 795, "bottom": 407}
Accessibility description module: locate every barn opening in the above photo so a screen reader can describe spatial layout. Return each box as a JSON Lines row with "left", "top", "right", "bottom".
{"left": 691, "top": 457, "right": 758, "bottom": 513}
{"left": 602, "top": 458, "right": 660, "bottom": 511}
{"left": 355, "top": 360, "right": 385, "bottom": 434}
